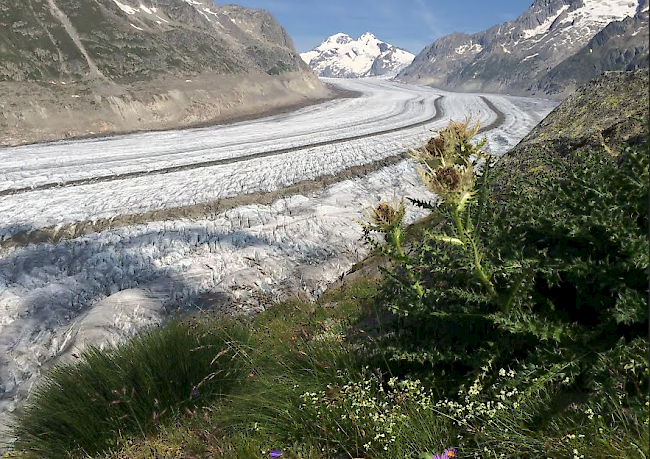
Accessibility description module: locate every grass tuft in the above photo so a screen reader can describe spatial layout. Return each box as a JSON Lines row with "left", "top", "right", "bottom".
{"left": 10, "top": 318, "right": 250, "bottom": 458}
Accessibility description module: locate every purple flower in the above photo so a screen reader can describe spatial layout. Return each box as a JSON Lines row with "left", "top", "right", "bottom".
{"left": 190, "top": 387, "right": 199, "bottom": 398}
{"left": 432, "top": 456, "right": 442, "bottom": 459}
{"left": 269, "top": 450, "right": 283, "bottom": 458}
{"left": 443, "top": 448, "right": 457, "bottom": 458}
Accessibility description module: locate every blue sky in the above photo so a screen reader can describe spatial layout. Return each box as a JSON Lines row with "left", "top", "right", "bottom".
{"left": 227, "top": 0, "right": 531, "bottom": 54}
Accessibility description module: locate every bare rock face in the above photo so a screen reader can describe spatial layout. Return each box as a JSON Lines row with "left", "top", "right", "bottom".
{"left": 398, "top": 0, "right": 649, "bottom": 98}
{"left": 0, "top": 0, "right": 330, "bottom": 145}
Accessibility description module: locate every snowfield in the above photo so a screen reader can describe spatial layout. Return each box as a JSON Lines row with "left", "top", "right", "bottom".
{"left": 0, "top": 78, "right": 556, "bottom": 440}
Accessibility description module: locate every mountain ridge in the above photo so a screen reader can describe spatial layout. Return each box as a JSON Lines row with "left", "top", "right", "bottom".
{"left": 0, "top": 0, "right": 313, "bottom": 81}
{"left": 397, "top": 0, "right": 649, "bottom": 98}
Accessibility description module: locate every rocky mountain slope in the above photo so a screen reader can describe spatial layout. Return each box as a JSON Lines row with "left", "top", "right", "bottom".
{"left": 492, "top": 69, "right": 649, "bottom": 199}
{"left": 536, "top": 7, "right": 649, "bottom": 96}
{"left": 301, "top": 32, "right": 414, "bottom": 78}
{"left": 398, "top": 0, "right": 649, "bottom": 98}
{"left": 0, "top": 0, "right": 331, "bottom": 146}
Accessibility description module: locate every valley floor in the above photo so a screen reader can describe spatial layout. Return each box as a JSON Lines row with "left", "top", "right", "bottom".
{"left": 0, "top": 78, "right": 556, "bottom": 442}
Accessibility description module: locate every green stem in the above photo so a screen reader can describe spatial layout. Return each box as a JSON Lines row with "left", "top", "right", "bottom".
{"left": 501, "top": 268, "right": 528, "bottom": 314}
{"left": 390, "top": 227, "right": 406, "bottom": 260}
{"left": 468, "top": 236, "right": 496, "bottom": 297}
{"left": 473, "top": 160, "right": 491, "bottom": 239}
{"left": 452, "top": 207, "right": 496, "bottom": 297}
{"left": 389, "top": 227, "right": 425, "bottom": 299}
{"left": 453, "top": 208, "right": 467, "bottom": 244}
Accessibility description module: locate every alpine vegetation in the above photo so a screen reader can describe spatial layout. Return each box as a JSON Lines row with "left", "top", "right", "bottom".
{"left": 363, "top": 119, "right": 497, "bottom": 305}
{"left": 358, "top": 114, "right": 648, "bottom": 458}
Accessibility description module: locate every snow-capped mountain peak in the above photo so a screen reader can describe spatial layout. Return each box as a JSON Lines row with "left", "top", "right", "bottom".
{"left": 301, "top": 32, "right": 414, "bottom": 78}
{"left": 359, "top": 31, "right": 378, "bottom": 42}
{"left": 398, "top": 0, "right": 647, "bottom": 97}
{"left": 321, "top": 33, "right": 353, "bottom": 48}
{"left": 517, "top": 0, "right": 639, "bottom": 40}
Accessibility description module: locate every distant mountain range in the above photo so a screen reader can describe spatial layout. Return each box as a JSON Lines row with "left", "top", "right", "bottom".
{"left": 301, "top": 32, "right": 414, "bottom": 78}
{"left": 397, "top": 0, "right": 649, "bottom": 98}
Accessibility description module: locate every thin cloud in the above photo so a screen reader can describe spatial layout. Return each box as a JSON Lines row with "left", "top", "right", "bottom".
{"left": 230, "top": 0, "right": 528, "bottom": 53}
{"left": 414, "top": 0, "right": 445, "bottom": 38}
{"left": 393, "top": 38, "right": 429, "bottom": 54}
{"left": 292, "top": 34, "right": 329, "bottom": 52}
{"left": 499, "top": 12, "right": 519, "bottom": 22}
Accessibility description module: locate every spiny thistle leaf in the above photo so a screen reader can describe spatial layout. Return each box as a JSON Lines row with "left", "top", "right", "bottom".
{"left": 407, "top": 197, "right": 438, "bottom": 211}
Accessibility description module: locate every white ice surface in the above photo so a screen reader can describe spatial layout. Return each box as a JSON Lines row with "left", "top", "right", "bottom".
{"left": 1, "top": 79, "right": 439, "bottom": 191}
{"left": 0, "top": 78, "right": 556, "bottom": 442}
{"left": 560, "top": 0, "right": 639, "bottom": 28}
{"left": 0, "top": 79, "right": 555, "bottom": 236}
{"left": 522, "top": 5, "right": 570, "bottom": 39}
{"left": 515, "top": 0, "right": 640, "bottom": 52}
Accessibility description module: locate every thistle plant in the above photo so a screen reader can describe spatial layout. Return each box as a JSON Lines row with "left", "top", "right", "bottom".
{"left": 362, "top": 119, "right": 495, "bottom": 308}
{"left": 362, "top": 199, "right": 425, "bottom": 298}
{"left": 409, "top": 119, "right": 496, "bottom": 297}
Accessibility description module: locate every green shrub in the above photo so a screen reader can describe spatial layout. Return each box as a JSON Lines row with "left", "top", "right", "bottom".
{"left": 358, "top": 122, "right": 649, "bottom": 457}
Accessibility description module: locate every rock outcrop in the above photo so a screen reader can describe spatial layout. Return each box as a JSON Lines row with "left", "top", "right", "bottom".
{"left": 536, "top": 7, "right": 649, "bottom": 97}
{"left": 492, "top": 69, "right": 649, "bottom": 198}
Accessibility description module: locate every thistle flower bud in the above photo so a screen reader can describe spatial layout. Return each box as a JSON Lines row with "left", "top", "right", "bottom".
{"left": 417, "top": 118, "right": 483, "bottom": 166}
{"left": 366, "top": 201, "right": 405, "bottom": 233}
{"left": 412, "top": 118, "right": 486, "bottom": 207}
{"left": 435, "top": 167, "right": 461, "bottom": 191}
{"left": 409, "top": 146, "right": 443, "bottom": 171}
{"left": 425, "top": 135, "right": 445, "bottom": 156}
{"left": 450, "top": 119, "right": 480, "bottom": 140}
{"left": 419, "top": 164, "right": 474, "bottom": 207}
